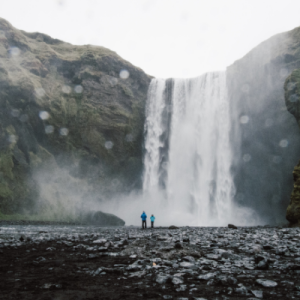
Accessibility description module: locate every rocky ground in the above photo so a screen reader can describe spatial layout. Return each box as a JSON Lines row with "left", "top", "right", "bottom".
{"left": 1, "top": 224, "right": 300, "bottom": 300}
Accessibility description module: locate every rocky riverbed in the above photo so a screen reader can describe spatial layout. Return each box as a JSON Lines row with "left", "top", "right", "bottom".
{"left": 1, "top": 224, "right": 300, "bottom": 299}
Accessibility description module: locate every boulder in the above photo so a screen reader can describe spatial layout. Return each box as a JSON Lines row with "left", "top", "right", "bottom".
{"left": 228, "top": 224, "right": 238, "bottom": 229}
{"left": 169, "top": 225, "right": 179, "bottom": 229}
{"left": 82, "top": 211, "right": 125, "bottom": 226}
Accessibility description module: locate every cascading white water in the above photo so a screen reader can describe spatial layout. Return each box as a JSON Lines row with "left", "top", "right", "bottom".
{"left": 143, "top": 72, "right": 234, "bottom": 226}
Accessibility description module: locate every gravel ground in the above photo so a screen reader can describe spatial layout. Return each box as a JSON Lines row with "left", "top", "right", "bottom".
{"left": 1, "top": 223, "right": 300, "bottom": 299}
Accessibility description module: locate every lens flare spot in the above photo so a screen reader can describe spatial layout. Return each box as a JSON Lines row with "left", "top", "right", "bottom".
{"left": 60, "top": 128, "right": 69, "bottom": 136}
{"left": 105, "top": 141, "right": 114, "bottom": 149}
{"left": 39, "top": 111, "right": 50, "bottom": 120}
{"left": 74, "top": 85, "right": 83, "bottom": 93}
{"left": 240, "top": 115, "right": 249, "bottom": 124}
{"left": 119, "top": 69, "right": 130, "bottom": 79}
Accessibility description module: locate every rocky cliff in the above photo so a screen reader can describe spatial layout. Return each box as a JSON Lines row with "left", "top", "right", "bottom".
{"left": 227, "top": 26, "right": 300, "bottom": 224}
{"left": 285, "top": 68, "right": 300, "bottom": 225}
{"left": 0, "top": 18, "right": 151, "bottom": 215}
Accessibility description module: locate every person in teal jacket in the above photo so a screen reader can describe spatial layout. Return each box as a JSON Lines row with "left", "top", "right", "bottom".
{"left": 141, "top": 211, "right": 147, "bottom": 229}
{"left": 150, "top": 214, "right": 155, "bottom": 228}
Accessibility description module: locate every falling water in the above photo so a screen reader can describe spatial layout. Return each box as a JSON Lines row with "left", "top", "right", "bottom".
{"left": 143, "top": 72, "right": 234, "bottom": 226}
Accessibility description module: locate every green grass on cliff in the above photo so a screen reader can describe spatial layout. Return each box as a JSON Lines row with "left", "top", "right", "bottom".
{"left": 0, "top": 210, "right": 81, "bottom": 222}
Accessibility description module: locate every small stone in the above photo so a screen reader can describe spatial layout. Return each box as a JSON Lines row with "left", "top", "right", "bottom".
{"left": 251, "top": 290, "right": 263, "bottom": 298}
{"left": 197, "top": 273, "right": 216, "bottom": 280}
{"left": 156, "top": 274, "right": 171, "bottom": 284}
{"left": 256, "top": 279, "right": 277, "bottom": 287}
{"left": 179, "top": 262, "right": 196, "bottom": 269}
{"left": 182, "top": 256, "right": 195, "bottom": 263}
{"left": 172, "top": 277, "right": 184, "bottom": 285}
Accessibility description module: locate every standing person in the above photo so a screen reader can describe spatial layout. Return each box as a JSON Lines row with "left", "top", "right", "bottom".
{"left": 150, "top": 214, "right": 155, "bottom": 228}
{"left": 141, "top": 211, "right": 147, "bottom": 229}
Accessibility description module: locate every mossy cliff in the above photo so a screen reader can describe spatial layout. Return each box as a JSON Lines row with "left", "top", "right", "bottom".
{"left": 227, "top": 26, "right": 300, "bottom": 224}
{"left": 0, "top": 18, "right": 151, "bottom": 215}
{"left": 285, "top": 69, "right": 300, "bottom": 225}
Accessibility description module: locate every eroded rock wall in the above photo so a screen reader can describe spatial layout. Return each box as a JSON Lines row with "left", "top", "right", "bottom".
{"left": 227, "top": 26, "right": 300, "bottom": 224}
{"left": 285, "top": 69, "right": 300, "bottom": 225}
{"left": 0, "top": 18, "right": 151, "bottom": 214}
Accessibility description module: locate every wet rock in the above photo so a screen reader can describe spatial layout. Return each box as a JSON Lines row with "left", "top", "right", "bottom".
{"left": 83, "top": 211, "right": 125, "bottom": 226}
{"left": 197, "top": 273, "right": 216, "bottom": 280}
{"left": 251, "top": 290, "right": 263, "bottom": 298}
{"left": 179, "top": 262, "right": 196, "bottom": 269}
{"left": 174, "top": 242, "right": 183, "bottom": 249}
{"left": 228, "top": 224, "right": 238, "bottom": 229}
{"left": 256, "top": 279, "right": 277, "bottom": 287}
{"left": 172, "top": 277, "right": 184, "bottom": 285}
{"left": 156, "top": 274, "right": 172, "bottom": 284}
{"left": 169, "top": 226, "right": 179, "bottom": 229}
{"left": 182, "top": 256, "right": 195, "bottom": 263}
{"left": 257, "top": 259, "right": 269, "bottom": 270}
{"left": 176, "top": 285, "right": 187, "bottom": 292}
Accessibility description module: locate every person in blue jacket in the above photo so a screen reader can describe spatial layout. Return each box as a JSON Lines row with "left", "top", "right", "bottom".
{"left": 141, "top": 211, "right": 147, "bottom": 229}
{"left": 150, "top": 214, "right": 155, "bottom": 228}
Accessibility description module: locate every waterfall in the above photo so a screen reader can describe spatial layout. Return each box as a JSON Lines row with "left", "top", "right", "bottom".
{"left": 143, "top": 72, "right": 234, "bottom": 226}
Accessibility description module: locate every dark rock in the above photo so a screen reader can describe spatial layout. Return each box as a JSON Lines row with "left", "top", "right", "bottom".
{"left": 169, "top": 225, "right": 179, "bottom": 230}
{"left": 228, "top": 224, "right": 238, "bottom": 229}
{"left": 174, "top": 242, "right": 183, "bottom": 249}
{"left": 82, "top": 211, "right": 125, "bottom": 226}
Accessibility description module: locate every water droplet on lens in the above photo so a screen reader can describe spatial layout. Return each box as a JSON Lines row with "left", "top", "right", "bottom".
{"left": 243, "top": 154, "right": 251, "bottom": 162}
{"left": 119, "top": 69, "right": 130, "bottom": 79}
{"left": 272, "top": 195, "right": 280, "bottom": 203}
{"left": 125, "top": 134, "right": 133, "bottom": 142}
{"left": 35, "top": 88, "right": 45, "bottom": 97}
{"left": 272, "top": 156, "right": 282, "bottom": 164}
{"left": 19, "top": 114, "right": 28, "bottom": 122}
{"left": 279, "top": 139, "right": 288, "bottom": 148}
{"left": 241, "top": 84, "right": 250, "bottom": 93}
{"left": 59, "top": 128, "right": 69, "bottom": 136}
{"left": 240, "top": 115, "right": 249, "bottom": 124}
{"left": 280, "top": 68, "right": 288, "bottom": 77}
{"left": 289, "top": 94, "right": 299, "bottom": 103}
{"left": 265, "top": 118, "right": 273, "bottom": 127}
{"left": 105, "top": 141, "right": 113, "bottom": 149}
{"left": 39, "top": 111, "right": 50, "bottom": 120}
{"left": 11, "top": 109, "right": 20, "bottom": 117}
{"left": 45, "top": 125, "right": 54, "bottom": 134}
{"left": 74, "top": 85, "right": 83, "bottom": 93}
{"left": 9, "top": 47, "right": 20, "bottom": 57}
{"left": 62, "top": 85, "right": 71, "bottom": 94}
{"left": 8, "top": 135, "right": 17, "bottom": 144}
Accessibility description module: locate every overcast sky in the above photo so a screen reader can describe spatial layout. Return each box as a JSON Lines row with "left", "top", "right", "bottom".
{"left": 1, "top": 0, "right": 300, "bottom": 78}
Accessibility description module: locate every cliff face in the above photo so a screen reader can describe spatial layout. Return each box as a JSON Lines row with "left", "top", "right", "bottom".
{"left": 0, "top": 18, "right": 151, "bottom": 214}
{"left": 227, "top": 26, "right": 300, "bottom": 224}
{"left": 285, "top": 69, "right": 300, "bottom": 224}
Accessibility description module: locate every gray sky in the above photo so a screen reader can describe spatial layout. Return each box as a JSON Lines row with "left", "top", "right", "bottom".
{"left": 1, "top": 0, "right": 300, "bottom": 78}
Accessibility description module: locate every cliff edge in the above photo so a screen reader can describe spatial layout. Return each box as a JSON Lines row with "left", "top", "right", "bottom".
{"left": 0, "top": 18, "right": 151, "bottom": 215}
